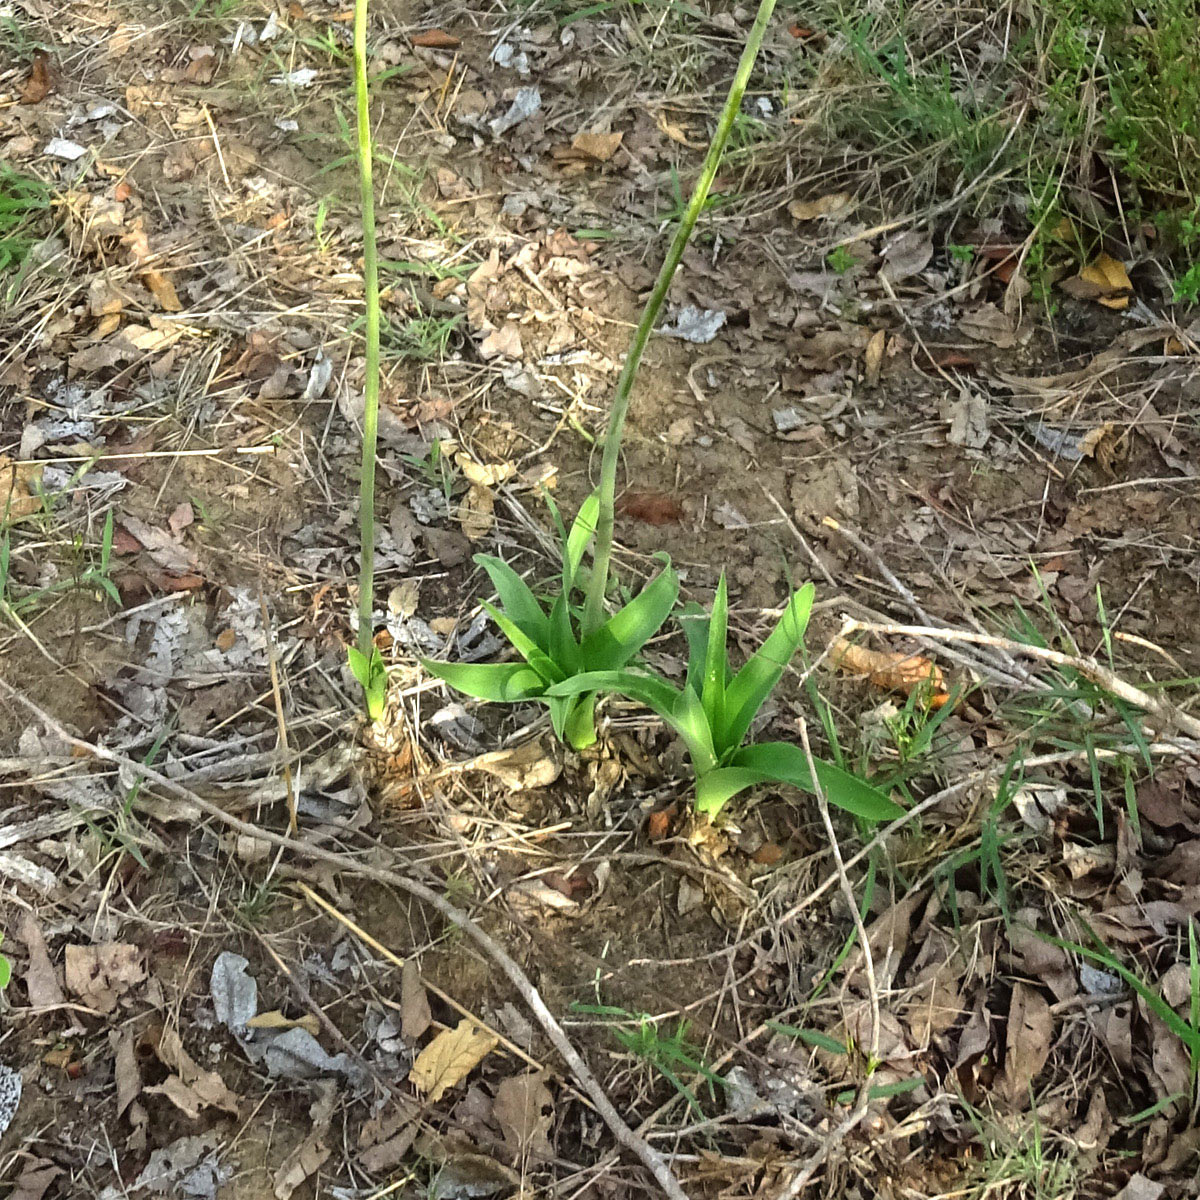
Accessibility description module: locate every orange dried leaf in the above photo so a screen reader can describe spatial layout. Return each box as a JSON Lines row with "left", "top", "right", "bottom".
{"left": 647, "top": 808, "right": 674, "bottom": 841}
{"left": 830, "top": 636, "right": 949, "bottom": 705}
{"left": 142, "top": 269, "right": 183, "bottom": 312}
{"left": 20, "top": 50, "right": 55, "bottom": 104}
{"left": 616, "top": 491, "right": 684, "bottom": 525}
{"left": 412, "top": 28, "right": 461, "bottom": 48}
{"left": 0, "top": 456, "right": 43, "bottom": 523}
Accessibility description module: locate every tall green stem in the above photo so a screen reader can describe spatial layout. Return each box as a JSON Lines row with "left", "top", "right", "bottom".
{"left": 354, "top": 0, "right": 381, "bottom": 659}
{"left": 581, "top": 0, "right": 779, "bottom": 637}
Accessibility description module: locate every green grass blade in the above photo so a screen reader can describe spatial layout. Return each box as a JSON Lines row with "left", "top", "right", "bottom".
{"left": 475, "top": 554, "right": 548, "bottom": 644}
{"left": 721, "top": 583, "right": 814, "bottom": 754}
{"left": 579, "top": 559, "right": 678, "bottom": 671}
{"left": 702, "top": 573, "right": 729, "bottom": 734}
{"left": 422, "top": 659, "right": 546, "bottom": 702}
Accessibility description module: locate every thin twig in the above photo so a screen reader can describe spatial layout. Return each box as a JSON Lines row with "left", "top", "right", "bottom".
{"left": 0, "top": 681, "right": 691, "bottom": 1200}
{"left": 798, "top": 719, "right": 879, "bottom": 1065}
{"left": 259, "top": 590, "right": 297, "bottom": 833}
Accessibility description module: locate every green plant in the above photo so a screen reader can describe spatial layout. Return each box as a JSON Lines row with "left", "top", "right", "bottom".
{"left": 1174, "top": 262, "right": 1200, "bottom": 304}
{"left": 0, "top": 511, "right": 120, "bottom": 624}
{"left": 423, "top": 494, "right": 679, "bottom": 751}
{"left": 827, "top": 245, "right": 856, "bottom": 275}
{"left": 349, "top": 0, "right": 384, "bottom": 720}
{"left": 0, "top": 164, "right": 50, "bottom": 273}
{"left": 574, "top": 1002, "right": 724, "bottom": 1117}
{"left": 548, "top": 575, "right": 902, "bottom": 820}
{"left": 0, "top": 932, "right": 10, "bottom": 990}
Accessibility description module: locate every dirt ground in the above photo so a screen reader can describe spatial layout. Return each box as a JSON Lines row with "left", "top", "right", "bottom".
{"left": 2, "top": 1, "right": 1200, "bottom": 1198}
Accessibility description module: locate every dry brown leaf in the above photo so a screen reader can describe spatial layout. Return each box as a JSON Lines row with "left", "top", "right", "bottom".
{"left": 150, "top": 1025, "right": 241, "bottom": 1117}
{"left": 458, "top": 482, "right": 495, "bottom": 541}
{"left": 111, "top": 1029, "right": 142, "bottom": 1118}
{"left": 556, "top": 131, "right": 624, "bottom": 164}
{"left": 10, "top": 1160, "right": 61, "bottom": 1200}
{"left": 864, "top": 328, "right": 886, "bottom": 387}
{"left": 246, "top": 1009, "right": 321, "bottom": 1037}
{"left": 400, "top": 960, "right": 432, "bottom": 1040}
{"left": 412, "top": 28, "right": 460, "bottom": 48}
{"left": 20, "top": 50, "right": 55, "bottom": 104}
{"left": 616, "top": 491, "right": 684, "bottom": 525}
{"left": 1063, "top": 252, "right": 1133, "bottom": 309}
{"left": 788, "top": 191, "right": 854, "bottom": 222}
{"left": 0, "top": 456, "right": 43, "bottom": 523}
{"left": 1001, "top": 983, "right": 1052, "bottom": 1109}
{"left": 409, "top": 1019, "right": 498, "bottom": 1102}
{"left": 958, "top": 302, "right": 1021, "bottom": 348}
{"left": 17, "top": 912, "right": 64, "bottom": 1008}
{"left": 492, "top": 1071, "right": 553, "bottom": 1158}
{"left": 656, "top": 111, "right": 700, "bottom": 147}
{"left": 142, "top": 269, "right": 183, "bottom": 312}
{"left": 829, "top": 635, "right": 949, "bottom": 705}
{"left": 63, "top": 943, "right": 145, "bottom": 1013}
{"left": 478, "top": 322, "right": 523, "bottom": 361}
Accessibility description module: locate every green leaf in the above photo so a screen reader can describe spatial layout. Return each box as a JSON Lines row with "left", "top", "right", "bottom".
{"left": 475, "top": 555, "right": 548, "bottom": 644}
{"left": 349, "top": 646, "right": 388, "bottom": 720}
{"left": 694, "top": 767, "right": 763, "bottom": 816}
{"left": 547, "top": 594, "right": 582, "bottom": 675}
{"left": 482, "top": 600, "right": 547, "bottom": 667}
{"left": 579, "top": 559, "right": 678, "bottom": 671}
{"left": 0, "top": 953, "right": 9, "bottom": 990}
{"left": 677, "top": 601, "right": 711, "bottom": 695}
{"left": 701, "top": 573, "right": 729, "bottom": 735}
{"left": 731, "top": 742, "right": 903, "bottom": 822}
{"left": 100, "top": 510, "right": 114, "bottom": 571}
{"left": 720, "top": 584, "right": 814, "bottom": 755}
{"left": 767, "top": 1022, "right": 848, "bottom": 1054}
{"left": 671, "top": 683, "right": 719, "bottom": 776}
{"left": 564, "top": 692, "right": 598, "bottom": 750}
{"left": 422, "top": 658, "right": 546, "bottom": 702}
{"left": 546, "top": 668, "right": 681, "bottom": 714}
{"left": 347, "top": 646, "right": 372, "bottom": 689}
{"left": 565, "top": 492, "right": 600, "bottom": 592}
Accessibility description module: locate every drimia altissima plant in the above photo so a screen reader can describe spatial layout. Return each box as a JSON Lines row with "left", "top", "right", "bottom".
{"left": 349, "top": 0, "right": 899, "bottom": 824}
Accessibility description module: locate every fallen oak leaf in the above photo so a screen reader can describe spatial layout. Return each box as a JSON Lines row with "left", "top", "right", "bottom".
{"left": 829, "top": 634, "right": 950, "bottom": 706}
{"left": 409, "top": 1019, "right": 498, "bottom": 1102}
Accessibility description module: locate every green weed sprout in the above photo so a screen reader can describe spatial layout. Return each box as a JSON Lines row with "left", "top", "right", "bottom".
{"left": 349, "top": 0, "right": 385, "bottom": 720}
{"left": 0, "top": 933, "right": 9, "bottom": 990}
{"left": 549, "top": 576, "right": 903, "bottom": 821}
{"left": 423, "top": 494, "right": 679, "bottom": 751}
